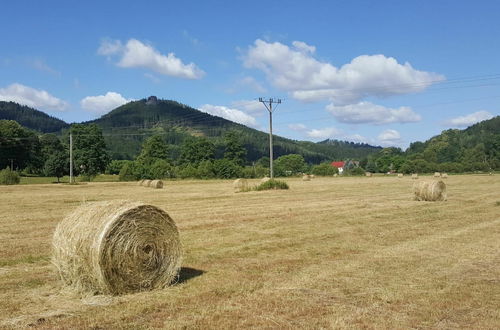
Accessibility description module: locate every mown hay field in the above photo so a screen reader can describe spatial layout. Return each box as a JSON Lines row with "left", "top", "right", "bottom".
{"left": 1, "top": 175, "right": 499, "bottom": 329}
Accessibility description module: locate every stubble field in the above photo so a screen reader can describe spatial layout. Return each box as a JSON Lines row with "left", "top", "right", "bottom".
{"left": 1, "top": 175, "right": 499, "bottom": 329}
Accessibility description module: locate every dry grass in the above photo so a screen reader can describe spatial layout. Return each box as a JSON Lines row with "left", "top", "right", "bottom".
{"left": 1, "top": 175, "right": 499, "bottom": 329}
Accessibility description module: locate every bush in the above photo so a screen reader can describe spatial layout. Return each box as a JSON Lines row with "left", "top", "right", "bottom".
{"left": 344, "top": 167, "right": 365, "bottom": 176}
{"left": 177, "top": 164, "right": 198, "bottom": 179}
{"left": 106, "top": 160, "right": 131, "bottom": 175}
{"left": 311, "top": 162, "right": 338, "bottom": 176}
{"left": 119, "top": 162, "right": 137, "bottom": 181}
{"left": 254, "top": 179, "right": 289, "bottom": 191}
{"left": 150, "top": 159, "right": 172, "bottom": 179}
{"left": 0, "top": 167, "right": 20, "bottom": 185}
{"left": 213, "top": 159, "right": 242, "bottom": 179}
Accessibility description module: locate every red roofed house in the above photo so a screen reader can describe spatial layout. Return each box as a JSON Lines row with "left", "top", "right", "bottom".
{"left": 331, "top": 161, "right": 345, "bottom": 174}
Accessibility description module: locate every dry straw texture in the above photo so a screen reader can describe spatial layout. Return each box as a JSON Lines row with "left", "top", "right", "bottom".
{"left": 260, "top": 177, "right": 270, "bottom": 184}
{"left": 52, "top": 200, "right": 182, "bottom": 295}
{"left": 233, "top": 178, "right": 248, "bottom": 192}
{"left": 434, "top": 172, "right": 441, "bottom": 178}
{"left": 150, "top": 180, "right": 163, "bottom": 189}
{"left": 412, "top": 174, "right": 418, "bottom": 179}
{"left": 302, "top": 174, "right": 311, "bottom": 181}
{"left": 413, "top": 180, "right": 447, "bottom": 201}
{"left": 441, "top": 173, "right": 448, "bottom": 178}
{"left": 142, "top": 179, "right": 152, "bottom": 187}
{"left": 398, "top": 173, "right": 403, "bottom": 178}
{"left": 137, "top": 180, "right": 145, "bottom": 186}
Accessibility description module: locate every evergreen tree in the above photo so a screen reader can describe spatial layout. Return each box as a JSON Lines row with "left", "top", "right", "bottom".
{"left": 223, "top": 131, "right": 246, "bottom": 166}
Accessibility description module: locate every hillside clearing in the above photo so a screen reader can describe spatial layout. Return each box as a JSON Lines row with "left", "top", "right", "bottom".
{"left": 1, "top": 175, "right": 499, "bottom": 328}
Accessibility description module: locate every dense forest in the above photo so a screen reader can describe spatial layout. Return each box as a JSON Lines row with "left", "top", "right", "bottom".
{"left": 0, "top": 101, "right": 69, "bottom": 133}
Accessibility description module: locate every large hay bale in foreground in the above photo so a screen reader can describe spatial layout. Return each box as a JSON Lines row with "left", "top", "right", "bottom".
{"left": 142, "top": 179, "right": 152, "bottom": 187}
{"left": 233, "top": 178, "right": 248, "bottom": 192}
{"left": 52, "top": 200, "right": 182, "bottom": 295}
{"left": 150, "top": 180, "right": 163, "bottom": 189}
{"left": 302, "top": 174, "right": 311, "bottom": 181}
{"left": 411, "top": 174, "right": 418, "bottom": 179}
{"left": 413, "top": 180, "right": 447, "bottom": 201}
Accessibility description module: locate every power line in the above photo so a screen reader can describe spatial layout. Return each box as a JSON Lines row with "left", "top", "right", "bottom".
{"left": 259, "top": 97, "right": 281, "bottom": 178}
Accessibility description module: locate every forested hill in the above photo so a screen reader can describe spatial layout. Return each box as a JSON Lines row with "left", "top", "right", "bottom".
{"left": 86, "top": 97, "right": 382, "bottom": 162}
{"left": 0, "top": 101, "right": 69, "bottom": 133}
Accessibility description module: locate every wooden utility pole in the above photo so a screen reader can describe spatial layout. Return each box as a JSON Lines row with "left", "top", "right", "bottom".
{"left": 69, "top": 133, "right": 73, "bottom": 184}
{"left": 259, "top": 98, "right": 281, "bottom": 179}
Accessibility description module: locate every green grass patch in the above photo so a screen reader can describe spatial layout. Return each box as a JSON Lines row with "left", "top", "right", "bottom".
{"left": 0, "top": 255, "right": 50, "bottom": 267}
{"left": 254, "top": 179, "right": 289, "bottom": 191}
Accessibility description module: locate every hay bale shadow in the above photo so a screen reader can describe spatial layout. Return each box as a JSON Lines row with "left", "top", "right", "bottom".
{"left": 175, "top": 267, "right": 205, "bottom": 285}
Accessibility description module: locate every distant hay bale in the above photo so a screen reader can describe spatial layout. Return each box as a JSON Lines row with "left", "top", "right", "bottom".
{"left": 397, "top": 173, "right": 403, "bottom": 178}
{"left": 411, "top": 174, "right": 418, "bottom": 179}
{"left": 334, "top": 173, "right": 338, "bottom": 177}
{"left": 365, "top": 172, "right": 372, "bottom": 177}
{"left": 142, "top": 179, "right": 152, "bottom": 187}
{"left": 434, "top": 172, "right": 441, "bottom": 178}
{"left": 137, "top": 179, "right": 145, "bottom": 186}
{"left": 413, "top": 180, "right": 447, "bottom": 201}
{"left": 233, "top": 178, "right": 248, "bottom": 192}
{"left": 441, "top": 173, "right": 448, "bottom": 179}
{"left": 302, "top": 174, "right": 311, "bottom": 181}
{"left": 260, "top": 177, "right": 270, "bottom": 184}
{"left": 150, "top": 180, "right": 163, "bottom": 189}
{"left": 310, "top": 174, "right": 315, "bottom": 179}
{"left": 52, "top": 200, "right": 182, "bottom": 295}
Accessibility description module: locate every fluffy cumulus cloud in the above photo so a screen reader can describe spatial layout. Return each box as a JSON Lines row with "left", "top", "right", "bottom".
{"left": 326, "top": 101, "right": 421, "bottom": 125}
{"left": 231, "top": 99, "right": 265, "bottom": 115}
{"left": 198, "top": 104, "right": 257, "bottom": 127}
{"left": 445, "top": 111, "right": 494, "bottom": 128}
{"left": 306, "top": 127, "right": 343, "bottom": 139}
{"left": 98, "top": 38, "right": 205, "bottom": 79}
{"left": 377, "top": 129, "right": 402, "bottom": 147}
{"left": 80, "top": 92, "right": 133, "bottom": 114}
{"left": 243, "top": 39, "right": 444, "bottom": 104}
{"left": 0, "top": 83, "right": 68, "bottom": 111}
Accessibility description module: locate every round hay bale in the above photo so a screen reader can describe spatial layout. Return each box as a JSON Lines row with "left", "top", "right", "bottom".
{"left": 260, "top": 177, "right": 270, "bottom": 184}
{"left": 310, "top": 174, "right": 315, "bottom": 179}
{"left": 52, "top": 200, "right": 182, "bottom": 295}
{"left": 302, "top": 174, "right": 311, "bottom": 181}
{"left": 434, "top": 172, "right": 441, "bottom": 178}
{"left": 411, "top": 173, "right": 418, "bottom": 179}
{"left": 413, "top": 180, "right": 447, "bottom": 201}
{"left": 365, "top": 172, "right": 372, "bottom": 177}
{"left": 142, "top": 179, "right": 152, "bottom": 187}
{"left": 397, "top": 173, "right": 403, "bottom": 178}
{"left": 233, "top": 178, "right": 248, "bottom": 191}
{"left": 150, "top": 180, "right": 163, "bottom": 189}
{"left": 441, "top": 173, "right": 448, "bottom": 179}
{"left": 137, "top": 179, "right": 145, "bottom": 186}
{"left": 334, "top": 173, "right": 338, "bottom": 177}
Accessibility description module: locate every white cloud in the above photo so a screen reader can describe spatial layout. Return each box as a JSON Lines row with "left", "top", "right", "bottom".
{"left": 80, "top": 92, "right": 133, "bottom": 114}
{"left": 377, "top": 129, "right": 402, "bottom": 147}
{"left": 288, "top": 123, "right": 307, "bottom": 131}
{"left": 198, "top": 104, "right": 258, "bottom": 127}
{"left": 29, "top": 59, "right": 60, "bottom": 76}
{"left": 326, "top": 101, "right": 421, "bottom": 125}
{"left": 98, "top": 38, "right": 205, "bottom": 79}
{"left": 445, "top": 111, "right": 494, "bottom": 128}
{"left": 231, "top": 99, "right": 265, "bottom": 115}
{"left": 0, "top": 83, "right": 68, "bottom": 111}
{"left": 243, "top": 39, "right": 443, "bottom": 104}
{"left": 239, "top": 76, "right": 267, "bottom": 93}
{"left": 345, "top": 134, "right": 371, "bottom": 144}
{"left": 306, "top": 127, "right": 343, "bottom": 139}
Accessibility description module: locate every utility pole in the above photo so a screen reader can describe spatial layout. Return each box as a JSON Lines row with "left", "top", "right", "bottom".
{"left": 69, "top": 133, "right": 73, "bottom": 184}
{"left": 8, "top": 159, "right": 14, "bottom": 171}
{"left": 259, "top": 97, "right": 281, "bottom": 179}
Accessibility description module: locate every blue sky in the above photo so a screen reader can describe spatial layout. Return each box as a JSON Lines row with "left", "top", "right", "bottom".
{"left": 1, "top": 0, "right": 499, "bottom": 148}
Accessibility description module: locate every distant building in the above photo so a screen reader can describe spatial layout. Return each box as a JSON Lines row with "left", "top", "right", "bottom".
{"left": 331, "top": 160, "right": 359, "bottom": 174}
{"left": 146, "top": 96, "right": 158, "bottom": 105}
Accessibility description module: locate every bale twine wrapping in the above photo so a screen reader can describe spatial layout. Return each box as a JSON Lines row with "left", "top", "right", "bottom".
{"left": 302, "top": 174, "right": 311, "bottom": 181}
{"left": 411, "top": 174, "right": 418, "bottom": 179}
{"left": 150, "top": 180, "right": 163, "bottom": 189}
{"left": 142, "top": 179, "right": 152, "bottom": 187}
{"left": 413, "top": 180, "right": 447, "bottom": 201}
{"left": 434, "top": 172, "right": 441, "bottom": 178}
{"left": 233, "top": 178, "right": 248, "bottom": 191}
{"left": 52, "top": 200, "right": 182, "bottom": 295}
{"left": 397, "top": 173, "right": 403, "bottom": 178}
{"left": 260, "top": 177, "right": 270, "bottom": 184}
